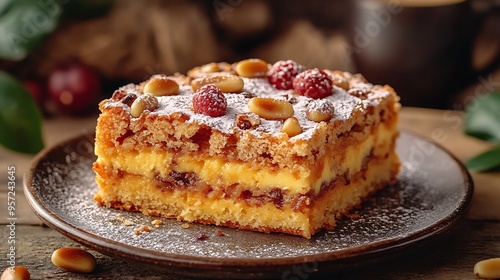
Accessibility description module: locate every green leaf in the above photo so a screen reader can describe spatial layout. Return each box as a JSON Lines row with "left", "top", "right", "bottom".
{"left": 0, "top": 72, "right": 44, "bottom": 154}
{"left": 62, "top": 0, "right": 113, "bottom": 19}
{"left": 465, "top": 146, "right": 500, "bottom": 172}
{"left": 464, "top": 92, "right": 500, "bottom": 143}
{"left": 0, "top": 0, "right": 62, "bottom": 60}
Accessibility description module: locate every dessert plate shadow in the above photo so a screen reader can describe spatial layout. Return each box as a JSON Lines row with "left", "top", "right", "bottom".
{"left": 24, "top": 131, "right": 473, "bottom": 279}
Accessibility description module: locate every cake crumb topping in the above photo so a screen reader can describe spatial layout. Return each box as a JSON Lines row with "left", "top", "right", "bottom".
{"left": 133, "top": 225, "right": 151, "bottom": 236}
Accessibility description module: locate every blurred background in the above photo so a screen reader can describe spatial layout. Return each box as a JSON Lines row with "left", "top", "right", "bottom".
{"left": 0, "top": 0, "right": 499, "bottom": 117}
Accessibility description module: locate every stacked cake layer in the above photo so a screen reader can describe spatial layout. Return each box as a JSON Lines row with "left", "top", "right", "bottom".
{"left": 93, "top": 59, "right": 400, "bottom": 238}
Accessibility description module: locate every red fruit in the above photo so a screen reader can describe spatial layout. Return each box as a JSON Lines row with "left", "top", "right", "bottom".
{"left": 192, "top": 85, "right": 227, "bottom": 117}
{"left": 48, "top": 64, "right": 101, "bottom": 114}
{"left": 267, "top": 60, "right": 305, "bottom": 90}
{"left": 293, "top": 68, "right": 333, "bottom": 99}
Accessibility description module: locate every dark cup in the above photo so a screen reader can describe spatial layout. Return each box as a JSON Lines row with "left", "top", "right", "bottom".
{"left": 347, "top": 0, "right": 499, "bottom": 108}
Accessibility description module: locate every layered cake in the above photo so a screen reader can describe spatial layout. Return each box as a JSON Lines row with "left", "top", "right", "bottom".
{"left": 93, "top": 59, "right": 400, "bottom": 239}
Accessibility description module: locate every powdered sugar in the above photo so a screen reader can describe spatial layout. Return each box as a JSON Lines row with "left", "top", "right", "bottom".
{"left": 105, "top": 76, "right": 391, "bottom": 140}
{"left": 307, "top": 99, "right": 335, "bottom": 115}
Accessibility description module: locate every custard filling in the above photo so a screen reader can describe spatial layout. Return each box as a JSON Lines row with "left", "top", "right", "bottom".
{"left": 95, "top": 124, "right": 395, "bottom": 195}
{"left": 95, "top": 151, "right": 398, "bottom": 213}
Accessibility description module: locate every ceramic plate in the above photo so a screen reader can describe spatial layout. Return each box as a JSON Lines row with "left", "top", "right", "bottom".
{"left": 24, "top": 131, "right": 473, "bottom": 279}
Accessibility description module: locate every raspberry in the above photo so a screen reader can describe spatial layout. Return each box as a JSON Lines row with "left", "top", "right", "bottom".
{"left": 267, "top": 60, "right": 305, "bottom": 90}
{"left": 293, "top": 68, "right": 333, "bottom": 99}
{"left": 192, "top": 85, "right": 227, "bottom": 117}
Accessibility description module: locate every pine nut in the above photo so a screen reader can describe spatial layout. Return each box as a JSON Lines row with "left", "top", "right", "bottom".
{"left": 143, "top": 76, "right": 179, "bottom": 96}
{"left": 130, "top": 93, "right": 158, "bottom": 117}
{"left": 474, "top": 258, "right": 500, "bottom": 279}
{"left": 218, "top": 62, "right": 233, "bottom": 72}
{"left": 248, "top": 97, "right": 294, "bottom": 120}
{"left": 187, "top": 62, "right": 235, "bottom": 79}
{"left": 235, "top": 58, "right": 269, "bottom": 78}
{"left": 1, "top": 266, "right": 30, "bottom": 280}
{"left": 200, "top": 62, "right": 220, "bottom": 73}
{"left": 191, "top": 74, "right": 244, "bottom": 93}
{"left": 169, "top": 73, "right": 190, "bottom": 86}
{"left": 329, "top": 70, "right": 350, "bottom": 91}
{"left": 51, "top": 247, "right": 97, "bottom": 274}
{"left": 306, "top": 99, "right": 334, "bottom": 122}
{"left": 282, "top": 117, "right": 302, "bottom": 137}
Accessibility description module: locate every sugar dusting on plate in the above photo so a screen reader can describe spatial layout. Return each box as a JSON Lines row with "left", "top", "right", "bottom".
{"left": 29, "top": 132, "right": 471, "bottom": 260}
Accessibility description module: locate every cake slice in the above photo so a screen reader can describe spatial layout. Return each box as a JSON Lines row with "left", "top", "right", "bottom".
{"left": 93, "top": 59, "right": 400, "bottom": 238}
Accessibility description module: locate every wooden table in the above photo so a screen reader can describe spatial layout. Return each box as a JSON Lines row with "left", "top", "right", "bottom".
{"left": 1, "top": 107, "right": 499, "bottom": 279}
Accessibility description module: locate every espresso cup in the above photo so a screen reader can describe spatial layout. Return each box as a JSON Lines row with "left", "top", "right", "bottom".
{"left": 347, "top": 0, "right": 499, "bottom": 108}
